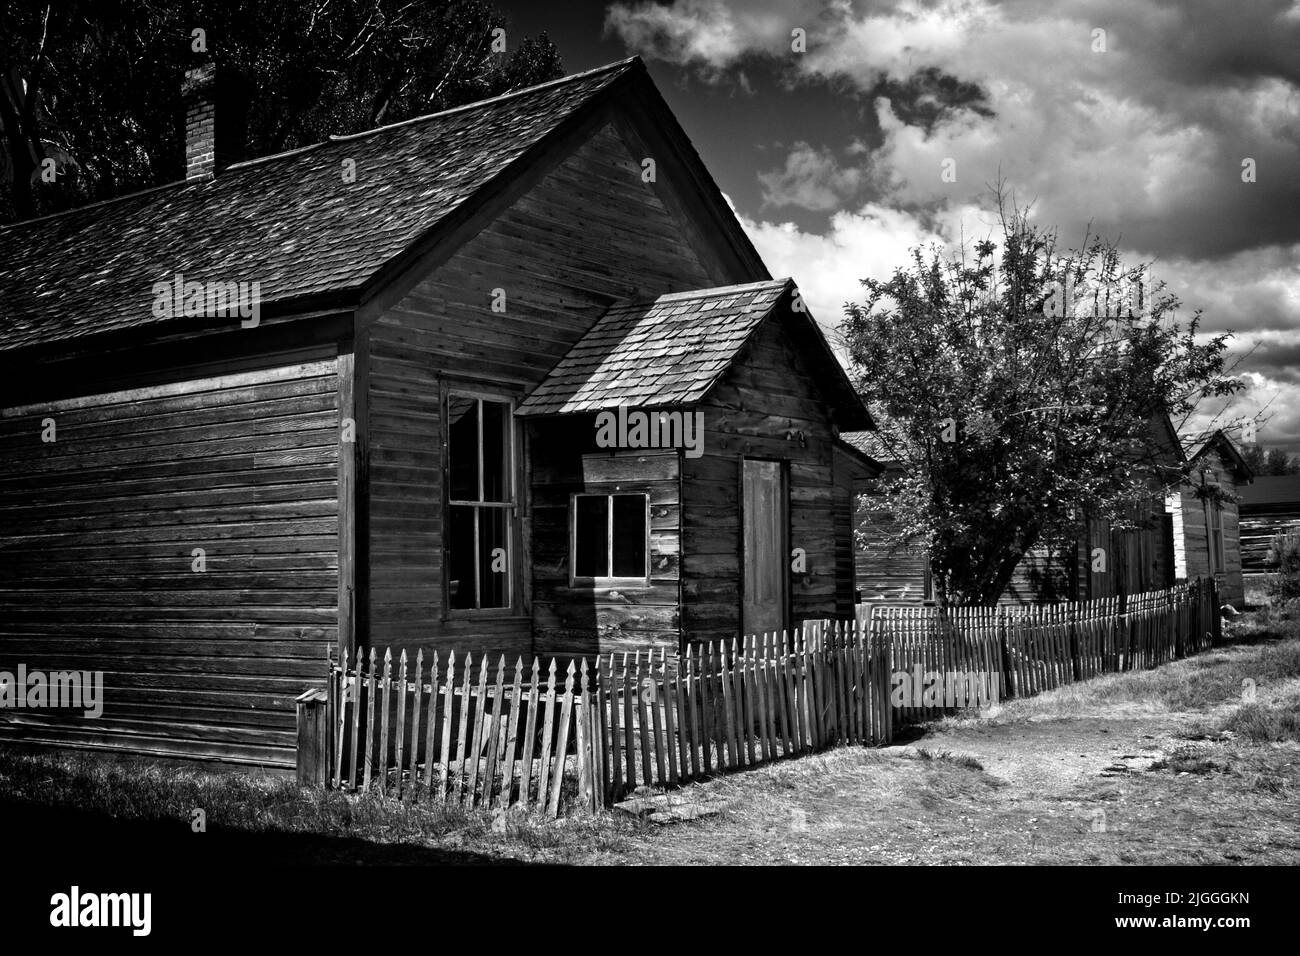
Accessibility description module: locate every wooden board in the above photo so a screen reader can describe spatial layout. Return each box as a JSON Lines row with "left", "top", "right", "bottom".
{"left": 0, "top": 354, "right": 342, "bottom": 767}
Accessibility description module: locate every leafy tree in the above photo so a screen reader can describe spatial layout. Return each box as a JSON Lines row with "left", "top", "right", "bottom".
{"left": 1241, "top": 443, "right": 1299, "bottom": 476}
{"left": 0, "top": 1, "right": 563, "bottom": 222}
{"left": 843, "top": 201, "right": 1240, "bottom": 606}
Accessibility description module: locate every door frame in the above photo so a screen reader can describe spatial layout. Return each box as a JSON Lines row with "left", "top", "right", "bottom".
{"left": 739, "top": 455, "right": 790, "bottom": 637}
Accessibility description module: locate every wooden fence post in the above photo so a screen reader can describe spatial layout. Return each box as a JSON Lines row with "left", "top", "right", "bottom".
{"left": 576, "top": 659, "right": 591, "bottom": 812}
{"left": 1120, "top": 589, "right": 1134, "bottom": 671}
{"left": 296, "top": 687, "right": 330, "bottom": 787}
{"left": 882, "top": 635, "right": 893, "bottom": 744}
{"left": 1068, "top": 611, "right": 1081, "bottom": 682}
{"left": 997, "top": 609, "right": 1013, "bottom": 699}
{"left": 331, "top": 649, "right": 346, "bottom": 788}
{"left": 1210, "top": 577, "right": 1222, "bottom": 646}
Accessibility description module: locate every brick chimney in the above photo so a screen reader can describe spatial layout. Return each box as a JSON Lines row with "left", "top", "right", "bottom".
{"left": 182, "top": 63, "right": 249, "bottom": 181}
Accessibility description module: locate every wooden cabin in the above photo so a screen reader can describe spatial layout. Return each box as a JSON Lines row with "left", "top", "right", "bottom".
{"left": 0, "top": 58, "right": 873, "bottom": 767}
{"left": 1167, "top": 430, "right": 1253, "bottom": 608}
{"left": 852, "top": 491, "right": 1174, "bottom": 607}
{"left": 846, "top": 413, "right": 1182, "bottom": 605}
{"left": 1237, "top": 474, "right": 1300, "bottom": 574}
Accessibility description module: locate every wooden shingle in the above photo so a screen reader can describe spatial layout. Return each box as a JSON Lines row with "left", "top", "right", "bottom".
{"left": 516, "top": 279, "right": 792, "bottom": 416}
{"left": 0, "top": 60, "right": 638, "bottom": 352}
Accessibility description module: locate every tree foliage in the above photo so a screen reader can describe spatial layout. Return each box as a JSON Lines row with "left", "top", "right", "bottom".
{"left": 1241, "top": 443, "right": 1299, "bottom": 476}
{"left": 843, "top": 201, "right": 1240, "bottom": 606}
{"left": 0, "top": 0, "right": 563, "bottom": 222}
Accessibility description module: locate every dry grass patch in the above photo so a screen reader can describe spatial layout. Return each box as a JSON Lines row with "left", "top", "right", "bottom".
{"left": 0, "top": 747, "right": 641, "bottom": 864}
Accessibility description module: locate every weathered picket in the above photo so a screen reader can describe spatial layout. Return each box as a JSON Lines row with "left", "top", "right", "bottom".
{"left": 315, "top": 624, "right": 892, "bottom": 816}
{"left": 301, "top": 579, "right": 1219, "bottom": 814}
{"left": 869, "top": 579, "right": 1219, "bottom": 724}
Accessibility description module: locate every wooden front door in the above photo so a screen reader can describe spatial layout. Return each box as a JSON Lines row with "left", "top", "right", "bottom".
{"left": 742, "top": 458, "right": 787, "bottom": 637}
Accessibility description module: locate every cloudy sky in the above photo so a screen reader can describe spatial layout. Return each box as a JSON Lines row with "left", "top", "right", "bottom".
{"left": 502, "top": 0, "right": 1300, "bottom": 453}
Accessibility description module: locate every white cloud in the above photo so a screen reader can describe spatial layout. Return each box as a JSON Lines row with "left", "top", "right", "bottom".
{"left": 1145, "top": 246, "right": 1300, "bottom": 338}
{"left": 611, "top": 0, "right": 1300, "bottom": 258}
{"left": 757, "top": 142, "right": 865, "bottom": 210}
{"left": 604, "top": 0, "right": 804, "bottom": 74}
{"left": 740, "top": 201, "right": 984, "bottom": 346}
{"left": 1183, "top": 373, "right": 1300, "bottom": 452}
{"left": 611, "top": 0, "right": 1300, "bottom": 447}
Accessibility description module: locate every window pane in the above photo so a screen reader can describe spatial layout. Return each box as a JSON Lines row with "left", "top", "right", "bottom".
{"left": 574, "top": 496, "right": 609, "bottom": 578}
{"left": 448, "top": 396, "right": 479, "bottom": 501}
{"left": 612, "top": 495, "right": 647, "bottom": 577}
{"left": 481, "top": 400, "right": 511, "bottom": 504}
{"left": 448, "top": 505, "right": 477, "bottom": 609}
{"left": 479, "top": 508, "right": 510, "bottom": 608}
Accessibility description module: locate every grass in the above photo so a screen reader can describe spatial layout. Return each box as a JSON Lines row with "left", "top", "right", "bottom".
{"left": 3, "top": 595, "right": 1299, "bottom": 866}
{"left": 913, "top": 747, "right": 985, "bottom": 771}
{"left": 1222, "top": 700, "right": 1300, "bottom": 743}
{"left": 0, "top": 747, "right": 641, "bottom": 864}
{"left": 1149, "top": 742, "right": 1226, "bottom": 775}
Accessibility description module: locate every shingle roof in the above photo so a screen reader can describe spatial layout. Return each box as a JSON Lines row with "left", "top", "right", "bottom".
{"left": 0, "top": 59, "right": 637, "bottom": 353}
{"left": 516, "top": 279, "right": 792, "bottom": 416}
{"left": 1238, "top": 474, "right": 1300, "bottom": 508}
{"left": 841, "top": 431, "right": 903, "bottom": 476}
{"left": 840, "top": 430, "right": 890, "bottom": 461}
{"left": 834, "top": 436, "right": 884, "bottom": 475}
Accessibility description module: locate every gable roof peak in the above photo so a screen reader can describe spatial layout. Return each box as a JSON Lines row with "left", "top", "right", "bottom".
{"left": 1188, "top": 428, "right": 1254, "bottom": 480}
{"left": 234, "top": 57, "right": 644, "bottom": 172}
{"left": 611, "top": 277, "right": 791, "bottom": 312}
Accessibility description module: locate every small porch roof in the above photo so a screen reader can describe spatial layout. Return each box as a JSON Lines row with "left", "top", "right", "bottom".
{"left": 516, "top": 278, "right": 872, "bottom": 430}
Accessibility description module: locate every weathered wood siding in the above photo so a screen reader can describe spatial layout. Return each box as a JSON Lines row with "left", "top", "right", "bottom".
{"left": 855, "top": 501, "right": 1172, "bottom": 606}
{"left": 682, "top": 315, "right": 839, "bottom": 644}
{"left": 1238, "top": 478, "right": 1300, "bottom": 571}
{"left": 1171, "top": 450, "right": 1244, "bottom": 607}
{"left": 1239, "top": 513, "right": 1299, "bottom": 572}
{"left": 530, "top": 417, "right": 681, "bottom": 658}
{"left": 831, "top": 445, "right": 866, "bottom": 616}
{"left": 854, "top": 495, "right": 931, "bottom": 605}
{"left": 1005, "top": 506, "right": 1171, "bottom": 604}
{"left": 363, "top": 119, "right": 725, "bottom": 659}
{"left": 854, "top": 418, "right": 1181, "bottom": 607}
{"left": 0, "top": 356, "right": 341, "bottom": 766}
{"left": 1003, "top": 540, "right": 1079, "bottom": 604}
{"left": 1095, "top": 514, "right": 1173, "bottom": 599}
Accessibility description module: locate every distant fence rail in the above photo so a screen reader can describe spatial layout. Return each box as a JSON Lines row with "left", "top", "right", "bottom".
{"left": 874, "top": 580, "right": 1220, "bottom": 722}
{"left": 298, "top": 579, "right": 1219, "bottom": 816}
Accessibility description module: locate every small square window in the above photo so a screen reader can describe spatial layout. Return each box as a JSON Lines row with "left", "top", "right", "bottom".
{"left": 571, "top": 493, "right": 649, "bottom": 585}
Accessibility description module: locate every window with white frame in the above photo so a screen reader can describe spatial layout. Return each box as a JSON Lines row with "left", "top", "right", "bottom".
{"left": 570, "top": 493, "right": 649, "bottom": 585}
{"left": 446, "top": 392, "right": 514, "bottom": 611}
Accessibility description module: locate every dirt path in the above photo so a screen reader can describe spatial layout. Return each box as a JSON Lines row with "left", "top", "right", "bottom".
{"left": 6, "top": 617, "right": 1295, "bottom": 868}
{"left": 919, "top": 711, "right": 1180, "bottom": 791}
{"left": 599, "top": 649, "right": 1300, "bottom": 865}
